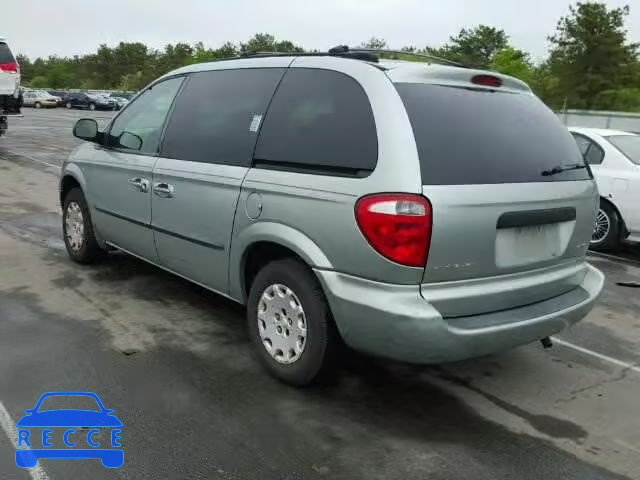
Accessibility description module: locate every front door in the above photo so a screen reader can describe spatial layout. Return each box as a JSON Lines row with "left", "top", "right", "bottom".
{"left": 151, "top": 67, "right": 286, "bottom": 294}
{"left": 87, "top": 76, "right": 184, "bottom": 261}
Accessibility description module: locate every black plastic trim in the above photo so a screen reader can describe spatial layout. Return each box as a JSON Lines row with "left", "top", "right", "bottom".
{"left": 94, "top": 206, "right": 224, "bottom": 250}
{"left": 497, "top": 207, "right": 576, "bottom": 229}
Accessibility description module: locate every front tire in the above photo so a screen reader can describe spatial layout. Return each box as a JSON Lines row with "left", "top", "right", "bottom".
{"left": 89, "top": 103, "right": 96, "bottom": 111}
{"left": 34, "top": 102, "right": 42, "bottom": 109}
{"left": 65, "top": 102, "right": 72, "bottom": 109}
{"left": 590, "top": 200, "right": 622, "bottom": 252}
{"left": 247, "top": 258, "right": 339, "bottom": 386}
{"left": 62, "top": 187, "right": 106, "bottom": 264}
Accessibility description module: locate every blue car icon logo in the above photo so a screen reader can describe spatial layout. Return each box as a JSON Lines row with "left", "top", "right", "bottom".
{"left": 15, "top": 391, "right": 123, "bottom": 468}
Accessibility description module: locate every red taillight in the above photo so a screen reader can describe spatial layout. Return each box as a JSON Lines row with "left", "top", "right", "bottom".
{"left": 471, "top": 74, "right": 502, "bottom": 88}
{"left": 0, "top": 62, "right": 18, "bottom": 73}
{"left": 355, "top": 193, "right": 432, "bottom": 268}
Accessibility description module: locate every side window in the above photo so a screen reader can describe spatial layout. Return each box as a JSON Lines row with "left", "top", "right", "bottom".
{"left": 571, "top": 133, "right": 604, "bottom": 165}
{"left": 585, "top": 143, "right": 604, "bottom": 165}
{"left": 254, "top": 68, "right": 378, "bottom": 175}
{"left": 106, "top": 76, "right": 184, "bottom": 155}
{"left": 571, "top": 133, "right": 591, "bottom": 155}
{"left": 160, "top": 68, "right": 286, "bottom": 166}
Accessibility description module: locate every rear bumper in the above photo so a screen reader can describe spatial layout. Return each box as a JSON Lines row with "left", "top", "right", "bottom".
{"left": 315, "top": 263, "right": 604, "bottom": 364}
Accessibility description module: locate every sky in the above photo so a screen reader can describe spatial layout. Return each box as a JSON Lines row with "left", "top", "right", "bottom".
{"left": 4, "top": 0, "right": 639, "bottom": 61}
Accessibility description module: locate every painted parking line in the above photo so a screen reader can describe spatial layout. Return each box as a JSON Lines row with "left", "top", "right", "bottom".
{"left": 0, "top": 151, "right": 61, "bottom": 170}
{"left": 0, "top": 401, "right": 50, "bottom": 480}
{"left": 553, "top": 337, "right": 640, "bottom": 375}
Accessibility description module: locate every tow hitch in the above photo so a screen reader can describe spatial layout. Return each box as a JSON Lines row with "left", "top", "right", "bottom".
{"left": 541, "top": 337, "right": 553, "bottom": 349}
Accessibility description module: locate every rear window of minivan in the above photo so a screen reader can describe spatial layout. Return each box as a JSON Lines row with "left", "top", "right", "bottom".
{"left": 0, "top": 43, "right": 15, "bottom": 63}
{"left": 395, "top": 83, "right": 590, "bottom": 185}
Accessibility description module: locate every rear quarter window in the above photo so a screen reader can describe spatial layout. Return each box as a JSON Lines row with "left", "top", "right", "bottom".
{"left": 396, "top": 83, "right": 590, "bottom": 185}
{"left": 254, "top": 68, "right": 378, "bottom": 176}
{"left": 607, "top": 135, "right": 640, "bottom": 165}
{"left": 0, "top": 43, "right": 15, "bottom": 63}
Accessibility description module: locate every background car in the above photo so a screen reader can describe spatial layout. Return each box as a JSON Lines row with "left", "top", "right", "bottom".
{"left": 0, "top": 37, "right": 21, "bottom": 114}
{"left": 570, "top": 127, "right": 640, "bottom": 251}
{"left": 22, "top": 90, "right": 58, "bottom": 108}
{"left": 64, "top": 92, "right": 115, "bottom": 111}
{"left": 47, "top": 90, "right": 66, "bottom": 106}
{"left": 109, "top": 95, "right": 129, "bottom": 110}
{"left": 88, "top": 93, "right": 117, "bottom": 110}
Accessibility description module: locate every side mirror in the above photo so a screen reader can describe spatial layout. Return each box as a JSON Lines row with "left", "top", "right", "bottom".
{"left": 73, "top": 118, "right": 100, "bottom": 142}
{"left": 119, "top": 131, "right": 143, "bottom": 151}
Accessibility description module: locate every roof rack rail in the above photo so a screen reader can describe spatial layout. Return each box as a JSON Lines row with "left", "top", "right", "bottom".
{"left": 342, "top": 47, "right": 468, "bottom": 68}
{"left": 240, "top": 50, "right": 379, "bottom": 63}
{"left": 237, "top": 46, "right": 466, "bottom": 68}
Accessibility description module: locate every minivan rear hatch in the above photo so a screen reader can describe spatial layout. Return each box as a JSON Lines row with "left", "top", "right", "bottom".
{"left": 390, "top": 68, "right": 597, "bottom": 317}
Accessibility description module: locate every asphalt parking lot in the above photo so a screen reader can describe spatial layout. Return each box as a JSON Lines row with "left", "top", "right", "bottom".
{"left": 0, "top": 108, "right": 639, "bottom": 480}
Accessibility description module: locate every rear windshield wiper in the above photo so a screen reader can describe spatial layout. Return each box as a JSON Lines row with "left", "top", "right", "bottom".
{"left": 541, "top": 163, "right": 587, "bottom": 177}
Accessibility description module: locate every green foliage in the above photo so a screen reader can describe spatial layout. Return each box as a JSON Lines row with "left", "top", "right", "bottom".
{"left": 239, "top": 33, "right": 303, "bottom": 54}
{"left": 16, "top": 8, "right": 640, "bottom": 113}
{"left": 28, "top": 76, "right": 49, "bottom": 88}
{"left": 593, "top": 88, "right": 640, "bottom": 112}
{"left": 490, "top": 47, "right": 534, "bottom": 84}
{"left": 547, "top": 2, "right": 639, "bottom": 109}
{"left": 427, "top": 25, "right": 509, "bottom": 68}
{"left": 18, "top": 34, "right": 300, "bottom": 92}
{"left": 361, "top": 37, "right": 388, "bottom": 50}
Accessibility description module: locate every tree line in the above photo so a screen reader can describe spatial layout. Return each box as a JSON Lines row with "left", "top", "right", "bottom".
{"left": 17, "top": 2, "right": 640, "bottom": 112}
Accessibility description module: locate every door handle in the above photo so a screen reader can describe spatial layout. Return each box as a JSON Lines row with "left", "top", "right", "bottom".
{"left": 128, "top": 177, "right": 150, "bottom": 193}
{"left": 153, "top": 182, "right": 175, "bottom": 198}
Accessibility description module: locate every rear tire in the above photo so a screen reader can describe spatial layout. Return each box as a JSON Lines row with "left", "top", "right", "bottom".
{"left": 590, "top": 200, "right": 622, "bottom": 252}
{"left": 62, "top": 187, "right": 107, "bottom": 264}
{"left": 89, "top": 103, "right": 96, "bottom": 111}
{"left": 65, "top": 102, "right": 72, "bottom": 109}
{"left": 247, "top": 258, "right": 339, "bottom": 386}
{"left": 34, "top": 102, "right": 41, "bottom": 109}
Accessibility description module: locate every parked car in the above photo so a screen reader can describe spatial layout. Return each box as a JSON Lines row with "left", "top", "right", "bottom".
{"left": 60, "top": 49, "right": 604, "bottom": 386}
{"left": 22, "top": 90, "right": 58, "bottom": 108}
{"left": 109, "top": 95, "right": 129, "bottom": 110}
{"left": 569, "top": 127, "right": 640, "bottom": 251}
{"left": 0, "top": 37, "right": 21, "bottom": 114}
{"left": 64, "top": 92, "right": 116, "bottom": 111}
{"left": 48, "top": 90, "right": 66, "bottom": 106}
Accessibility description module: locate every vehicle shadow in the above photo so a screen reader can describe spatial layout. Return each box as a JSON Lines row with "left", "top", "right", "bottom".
{"left": 71, "top": 252, "right": 625, "bottom": 479}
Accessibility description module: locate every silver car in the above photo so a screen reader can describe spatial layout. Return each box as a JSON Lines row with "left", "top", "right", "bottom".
{"left": 22, "top": 90, "right": 58, "bottom": 108}
{"left": 59, "top": 49, "right": 604, "bottom": 385}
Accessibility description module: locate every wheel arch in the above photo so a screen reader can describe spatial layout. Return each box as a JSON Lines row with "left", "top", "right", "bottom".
{"left": 59, "top": 166, "right": 87, "bottom": 206}
{"left": 229, "top": 222, "right": 333, "bottom": 304}
{"left": 600, "top": 196, "right": 628, "bottom": 236}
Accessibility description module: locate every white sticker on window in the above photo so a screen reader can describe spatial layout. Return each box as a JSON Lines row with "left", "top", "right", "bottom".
{"left": 249, "top": 114, "right": 263, "bottom": 133}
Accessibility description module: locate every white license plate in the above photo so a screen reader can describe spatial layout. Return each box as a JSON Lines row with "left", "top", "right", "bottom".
{"left": 495, "top": 223, "right": 569, "bottom": 268}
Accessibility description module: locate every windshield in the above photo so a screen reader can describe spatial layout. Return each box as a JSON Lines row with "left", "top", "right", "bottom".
{"left": 395, "top": 83, "right": 591, "bottom": 184}
{"left": 607, "top": 135, "right": 640, "bottom": 165}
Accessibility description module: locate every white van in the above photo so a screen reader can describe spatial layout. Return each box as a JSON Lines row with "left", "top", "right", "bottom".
{"left": 0, "top": 37, "right": 21, "bottom": 114}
